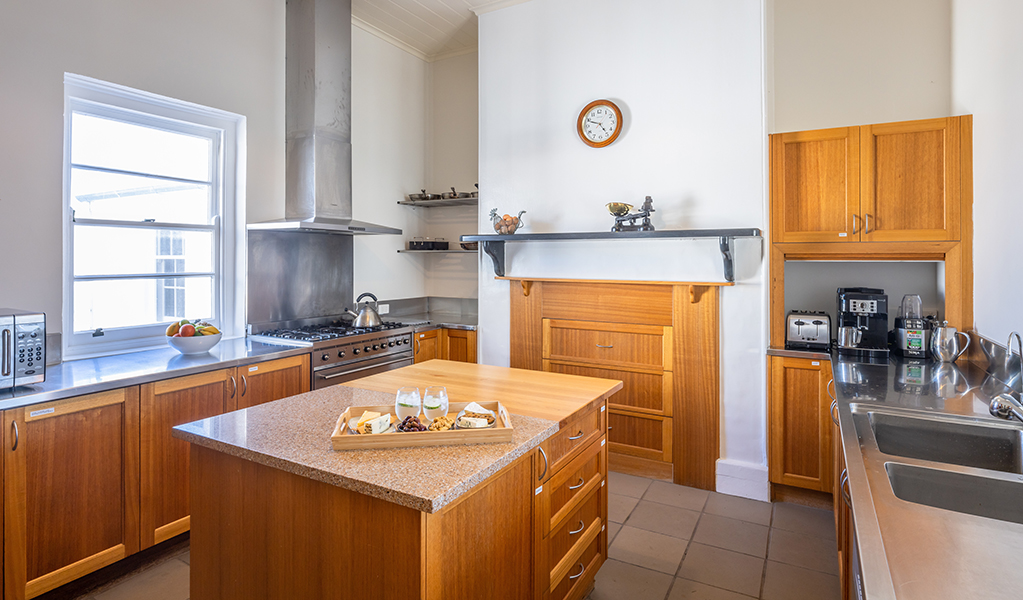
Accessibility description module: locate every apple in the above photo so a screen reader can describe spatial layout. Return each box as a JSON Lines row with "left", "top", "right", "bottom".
{"left": 179, "top": 324, "right": 196, "bottom": 337}
{"left": 173, "top": 333, "right": 182, "bottom": 337}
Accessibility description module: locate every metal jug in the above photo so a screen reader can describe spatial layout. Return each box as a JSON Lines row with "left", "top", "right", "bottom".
{"left": 344, "top": 292, "right": 382, "bottom": 328}
{"left": 929, "top": 321, "right": 970, "bottom": 363}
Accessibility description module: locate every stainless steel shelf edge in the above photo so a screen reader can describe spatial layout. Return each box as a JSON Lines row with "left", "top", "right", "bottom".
{"left": 396, "top": 250, "right": 475, "bottom": 254}
{"left": 397, "top": 198, "right": 478, "bottom": 208}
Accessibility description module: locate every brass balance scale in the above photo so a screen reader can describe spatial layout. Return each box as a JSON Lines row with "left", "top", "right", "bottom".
{"left": 606, "top": 196, "right": 655, "bottom": 232}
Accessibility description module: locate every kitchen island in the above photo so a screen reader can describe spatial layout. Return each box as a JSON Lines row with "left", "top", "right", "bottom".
{"left": 173, "top": 360, "right": 621, "bottom": 600}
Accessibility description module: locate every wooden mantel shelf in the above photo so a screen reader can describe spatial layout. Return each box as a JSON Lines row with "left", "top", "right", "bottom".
{"left": 497, "top": 277, "right": 733, "bottom": 300}
{"left": 461, "top": 228, "right": 762, "bottom": 282}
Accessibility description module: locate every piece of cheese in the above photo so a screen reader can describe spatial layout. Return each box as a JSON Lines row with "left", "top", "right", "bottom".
{"left": 363, "top": 413, "right": 392, "bottom": 434}
{"left": 459, "top": 416, "right": 488, "bottom": 429}
{"left": 356, "top": 411, "right": 382, "bottom": 428}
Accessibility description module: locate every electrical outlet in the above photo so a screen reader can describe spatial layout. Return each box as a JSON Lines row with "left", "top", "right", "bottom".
{"left": 378, "top": 303, "right": 390, "bottom": 315}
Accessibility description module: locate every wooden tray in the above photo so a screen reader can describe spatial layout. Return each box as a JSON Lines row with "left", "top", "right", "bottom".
{"left": 331, "top": 401, "right": 514, "bottom": 450}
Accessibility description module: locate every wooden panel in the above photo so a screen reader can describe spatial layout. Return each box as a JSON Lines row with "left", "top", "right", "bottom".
{"left": 510, "top": 280, "right": 544, "bottom": 370}
{"left": 5, "top": 388, "right": 140, "bottom": 600}
{"left": 861, "top": 117, "right": 960, "bottom": 242}
{"left": 770, "top": 127, "right": 859, "bottom": 243}
{"left": 441, "top": 329, "right": 477, "bottom": 364}
{"left": 542, "top": 282, "right": 673, "bottom": 326}
{"left": 607, "top": 453, "right": 673, "bottom": 481}
{"left": 236, "top": 354, "right": 310, "bottom": 410}
{"left": 607, "top": 410, "right": 670, "bottom": 462}
{"left": 544, "top": 319, "right": 669, "bottom": 371}
{"left": 958, "top": 115, "right": 975, "bottom": 352}
{"left": 190, "top": 445, "right": 423, "bottom": 599}
{"left": 542, "top": 407, "right": 604, "bottom": 481}
{"left": 769, "top": 356, "right": 832, "bottom": 492}
{"left": 545, "top": 361, "right": 670, "bottom": 416}
{"left": 546, "top": 485, "right": 601, "bottom": 581}
{"left": 541, "top": 438, "right": 603, "bottom": 535}
{"left": 671, "top": 285, "right": 720, "bottom": 489}
{"left": 140, "top": 369, "right": 231, "bottom": 549}
{"left": 549, "top": 526, "right": 602, "bottom": 600}
{"left": 414, "top": 329, "right": 439, "bottom": 364}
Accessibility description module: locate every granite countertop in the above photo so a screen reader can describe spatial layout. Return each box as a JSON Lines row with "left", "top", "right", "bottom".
{"left": 0, "top": 338, "right": 308, "bottom": 410}
{"left": 173, "top": 384, "right": 558, "bottom": 513}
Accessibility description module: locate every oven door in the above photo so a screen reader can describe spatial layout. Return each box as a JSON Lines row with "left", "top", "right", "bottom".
{"left": 313, "top": 352, "right": 413, "bottom": 389}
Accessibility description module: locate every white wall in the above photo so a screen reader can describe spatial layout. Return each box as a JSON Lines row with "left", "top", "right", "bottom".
{"left": 478, "top": 0, "right": 768, "bottom": 496}
{"left": 0, "top": 0, "right": 285, "bottom": 333}
{"left": 951, "top": 0, "right": 1023, "bottom": 344}
{"left": 771, "top": 0, "right": 951, "bottom": 133}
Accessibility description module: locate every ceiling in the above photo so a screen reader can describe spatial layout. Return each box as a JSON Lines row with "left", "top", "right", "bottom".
{"left": 352, "top": 0, "right": 531, "bottom": 62}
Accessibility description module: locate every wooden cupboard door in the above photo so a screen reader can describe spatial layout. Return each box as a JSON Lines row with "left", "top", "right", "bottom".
{"left": 442, "top": 329, "right": 477, "bottom": 363}
{"left": 545, "top": 361, "right": 671, "bottom": 417}
{"left": 770, "top": 127, "right": 860, "bottom": 243}
{"left": 543, "top": 319, "right": 671, "bottom": 371}
{"left": 606, "top": 410, "right": 672, "bottom": 463}
{"left": 860, "top": 117, "right": 961, "bottom": 241}
{"left": 768, "top": 356, "right": 832, "bottom": 492}
{"left": 140, "top": 370, "right": 231, "bottom": 549}
{"left": 236, "top": 354, "right": 310, "bottom": 410}
{"left": 4, "top": 388, "right": 140, "bottom": 600}
{"left": 414, "top": 330, "right": 439, "bottom": 364}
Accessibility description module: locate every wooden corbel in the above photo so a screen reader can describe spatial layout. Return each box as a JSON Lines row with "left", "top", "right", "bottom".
{"left": 521, "top": 280, "right": 533, "bottom": 297}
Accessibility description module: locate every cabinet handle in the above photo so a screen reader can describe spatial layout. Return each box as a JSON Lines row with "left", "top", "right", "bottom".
{"left": 1, "top": 328, "right": 10, "bottom": 376}
{"left": 569, "top": 477, "right": 585, "bottom": 491}
{"left": 569, "top": 520, "right": 585, "bottom": 535}
{"left": 864, "top": 214, "right": 872, "bottom": 234}
{"left": 415, "top": 337, "right": 421, "bottom": 354}
{"left": 595, "top": 344, "right": 613, "bottom": 349}
{"left": 831, "top": 400, "right": 839, "bottom": 426}
{"left": 840, "top": 469, "right": 851, "bottom": 507}
{"left": 568, "top": 431, "right": 584, "bottom": 441}
{"left": 851, "top": 214, "right": 859, "bottom": 235}
{"left": 241, "top": 375, "right": 248, "bottom": 397}
{"left": 827, "top": 378, "right": 836, "bottom": 401}
{"left": 229, "top": 376, "right": 237, "bottom": 399}
{"left": 568, "top": 563, "right": 585, "bottom": 580}
{"left": 11, "top": 420, "right": 18, "bottom": 451}
{"left": 538, "top": 447, "right": 548, "bottom": 480}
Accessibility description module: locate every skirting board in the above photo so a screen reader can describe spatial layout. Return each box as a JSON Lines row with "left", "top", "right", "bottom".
{"left": 715, "top": 458, "right": 769, "bottom": 502}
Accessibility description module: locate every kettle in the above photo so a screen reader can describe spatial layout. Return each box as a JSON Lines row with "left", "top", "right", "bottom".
{"left": 929, "top": 321, "right": 970, "bottom": 363}
{"left": 345, "top": 292, "right": 382, "bottom": 328}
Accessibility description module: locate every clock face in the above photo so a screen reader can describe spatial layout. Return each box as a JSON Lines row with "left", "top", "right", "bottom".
{"left": 577, "top": 100, "right": 622, "bottom": 148}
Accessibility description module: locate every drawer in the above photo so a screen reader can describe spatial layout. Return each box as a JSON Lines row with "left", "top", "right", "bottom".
{"left": 543, "top": 319, "right": 671, "bottom": 370}
{"left": 539, "top": 406, "right": 605, "bottom": 482}
{"left": 545, "top": 361, "right": 672, "bottom": 416}
{"left": 542, "top": 282, "right": 674, "bottom": 326}
{"left": 608, "top": 410, "right": 672, "bottom": 462}
{"left": 540, "top": 434, "right": 605, "bottom": 536}
{"left": 546, "top": 483, "right": 603, "bottom": 584}
{"left": 549, "top": 525, "right": 603, "bottom": 600}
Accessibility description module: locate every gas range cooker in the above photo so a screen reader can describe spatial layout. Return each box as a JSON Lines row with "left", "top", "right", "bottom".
{"left": 249, "top": 320, "right": 410, "bottom": 347}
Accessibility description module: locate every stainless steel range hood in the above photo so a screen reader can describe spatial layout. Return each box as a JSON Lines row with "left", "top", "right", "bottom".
{"left": 248, "top": 0, "right": 401, "bottom": 236}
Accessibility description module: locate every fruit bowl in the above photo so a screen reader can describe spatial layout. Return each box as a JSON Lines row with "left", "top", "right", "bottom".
{"left": 168, "top": 333, "right": 222, "bottom": 355}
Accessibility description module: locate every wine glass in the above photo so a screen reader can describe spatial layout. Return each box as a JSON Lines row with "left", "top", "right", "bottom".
{"left": 395, "top": 387, "right": 421, "bottom": 419}
{"left": 423, "top": 386, "right": 449, "bottom": 421}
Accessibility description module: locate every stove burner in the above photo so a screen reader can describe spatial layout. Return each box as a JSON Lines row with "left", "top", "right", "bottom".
{"left": 259, "top": 321, "right": 407, "bottom": 341}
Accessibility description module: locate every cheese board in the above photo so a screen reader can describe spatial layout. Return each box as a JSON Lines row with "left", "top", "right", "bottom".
{"left": 331, "top": 401, "right": 514, "bottom": 450}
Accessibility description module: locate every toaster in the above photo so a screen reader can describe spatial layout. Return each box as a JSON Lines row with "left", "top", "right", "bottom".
{"left": 785, "top": 311, "right": 831, "bottom": 351}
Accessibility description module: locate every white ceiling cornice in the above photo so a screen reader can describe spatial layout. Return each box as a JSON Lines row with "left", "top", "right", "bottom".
{"left": 352, "top": 15, "right": 430, "bottom": 62}
{"left": 471, "top": 0, "right": 535, "bottom": 16}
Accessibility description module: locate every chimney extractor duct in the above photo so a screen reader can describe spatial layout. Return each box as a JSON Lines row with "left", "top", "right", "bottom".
{"left": 248, "top": 0, "right": 401, "bottom": 236}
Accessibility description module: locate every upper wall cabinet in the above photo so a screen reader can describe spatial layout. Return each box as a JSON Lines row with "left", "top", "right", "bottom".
{"left": 771, "top": 116, "right": 964, "bottom": 244}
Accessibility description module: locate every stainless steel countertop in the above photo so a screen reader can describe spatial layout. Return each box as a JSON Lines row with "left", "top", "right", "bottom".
{"left": 833, "top": 355, "right": 1023, "bottom": 600}
{"left": 766, "top": 346, "right": 832, "bottom": 360}
{"left": 0, "top": 338, "right": 309, "bottom": 411}
{"left": 387, "top": 312, "right": 477, "bottom": 331}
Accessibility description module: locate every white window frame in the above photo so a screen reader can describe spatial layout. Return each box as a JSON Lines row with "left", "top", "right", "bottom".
{"left": 62, "top": 74, "right": 246, "bottom": 359}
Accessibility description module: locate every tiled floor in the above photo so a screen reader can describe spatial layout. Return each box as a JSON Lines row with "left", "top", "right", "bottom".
{"left": 54, "top": 471, "right": 838, "bottom": 600}
{"left": 590, "top": 471, "right": 840, "bottom": 600}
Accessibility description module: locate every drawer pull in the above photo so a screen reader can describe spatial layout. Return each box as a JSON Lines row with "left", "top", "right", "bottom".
{"left": 568, "top": 563, "right": 585, "bottom": 581}
{"left": 595, "top": 344, "right": 613, "bottom": 349}
{"left": 538, "top": 447, "right": 548, "bottom": 480}
{"left": 568, "top": 431, "right": 584, "bottom": 441}
{"left": 831, "top": 400, "right": 839, "bottom": 426}
{"left": 568, "top": 477, "right": 585, "bottom": 491}
{"left": 229, "top": 376, "right": 237, "bottom": 399}
{"left": 569, "top": 520, "right": 585, "bottom": 535}
{"left": 11, "top": 420, "right": 18, "bottom": 451}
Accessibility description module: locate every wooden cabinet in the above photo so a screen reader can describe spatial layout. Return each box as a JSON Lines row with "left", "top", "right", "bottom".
{"left": 234, "top": 354, "right": 310, "bottom": 410}
{"left": 771, "top": 116, "right": 965, "bottom": 244}
{"left": 414, "top": 328, "right": 477, "bottom": 364}
{"left": 414, "top": 330, "right": 439, "bottom": 363}
{"left": 4, "top": 389, "right": 140, "bottom": 600}
{"left": 768, "top": 356, "right": 833, "bottom": 492}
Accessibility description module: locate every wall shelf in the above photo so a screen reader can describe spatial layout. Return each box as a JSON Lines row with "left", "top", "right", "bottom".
{"left": 460, "top": 228, "right": 762, "bottom": 282}
{"left": 397, "top": 249, "right": 475, "bottom": 254}
{"left": 397, "top": 198, "right": 477, "bottom": 208}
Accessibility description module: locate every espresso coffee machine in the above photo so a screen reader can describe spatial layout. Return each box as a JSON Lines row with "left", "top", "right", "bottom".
{"left": 836, "top": 288, "right": 889, "bottom": 359}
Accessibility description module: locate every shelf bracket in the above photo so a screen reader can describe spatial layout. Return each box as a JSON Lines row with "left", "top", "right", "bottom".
{"left": 719, "top": 236, "right": 735, "bottom": 282}
{"left": 521, "top": 280, "right": 533, "bottom": 297}
{"left": 482, "top": 241, "right": 506, "bottom": 277}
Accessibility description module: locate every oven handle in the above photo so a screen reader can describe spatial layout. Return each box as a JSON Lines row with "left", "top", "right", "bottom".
{"left": 1, "top": 328, "right": 10, "bottom": 377}
{"left": 318, "top": 356, "right": 412, "bottom": 381}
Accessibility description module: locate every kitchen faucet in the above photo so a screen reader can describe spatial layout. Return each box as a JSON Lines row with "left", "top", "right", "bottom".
{"left": 989, "top": 331, "right": 1023, "bottom": 423}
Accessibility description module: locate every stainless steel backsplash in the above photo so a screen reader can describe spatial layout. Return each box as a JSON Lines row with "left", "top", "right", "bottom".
{"left": 247, "top": 230, "right": 353, "bottom": 326}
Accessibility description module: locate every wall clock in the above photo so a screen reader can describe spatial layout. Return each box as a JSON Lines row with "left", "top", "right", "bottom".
{"left": 577, "top": 99, "right": 623, "bottom": 148}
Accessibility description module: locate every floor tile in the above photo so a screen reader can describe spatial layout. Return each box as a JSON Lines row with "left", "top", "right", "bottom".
{"left": 677, "top": 543, "right": 764, "bottom": 598}
{"left": 608, "top": 525, "right": 688, "bottom": 575}
{"left": 590, "top": 559, "right": 674, "bottom": 600}
{"left": 691, "top": 514, "right": 769, "bottom": 557}
{"left": 643, "top": 481, "right": 709, "bottom": 512}
{"left": 625, "top": 500, "right": 701, "bottom": 539}
{"left": 93, "top": 557, "right": 190, "bottom": 600}
{"left": 606, "top": 521, "right": 622, "bottom": 545}
{"left": 768, "top": 528, "right": 839, "bottom": 574}
{"left": 771, "top": 502, "right": 836, "bottom": 540}
{"left": 704, "top": 492, "right": 773, "bottom": 526}
{"left": 609, "top": 493, "right": 641, "bottom": 524}
{"left": 761, "top": 560, "right": 840, "bottom": 600}
{"left": 608, "top": 470, "right": 654, "bottom": 499}
{"left": 667, "top": 578, "right": 757, "bottom": 600}
{"left": 178, "top": 550, "right": 190, "bottom": 565}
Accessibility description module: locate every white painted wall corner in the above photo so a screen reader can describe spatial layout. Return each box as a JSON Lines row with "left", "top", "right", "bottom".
{"left": 715, "top": 458, "right": 770, "bottom": 502}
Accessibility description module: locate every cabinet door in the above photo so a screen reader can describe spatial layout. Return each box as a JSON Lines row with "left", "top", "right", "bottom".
{"left": 770, "top": 127, "right": 860, "bottom": 243}
{"left": 769, "top": 356, "right": 833, "bottom": 492}
{"left": 4, "top": 389, "right": 140, "bottom": 600}
{"left": 236, "top": 354, "right": 310, "bottom": 410}
{"left": 140, "top": 370, "right": 231, "bottom": 549}
{"left": 414, "top": 330, "right": 439, "bottom": 364}
{"left": 606, "top": 410, "right": 671, "bottom": 463}
{"left": 442, "top": 329, "right": 477, "bottom": 364}
{"left": 860, "top": 117, "right": 960, "bottom": 242}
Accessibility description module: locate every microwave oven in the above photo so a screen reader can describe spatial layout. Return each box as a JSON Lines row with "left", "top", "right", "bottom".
{"left": 1, "top": 309, "right": 46, "bottom": 391}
